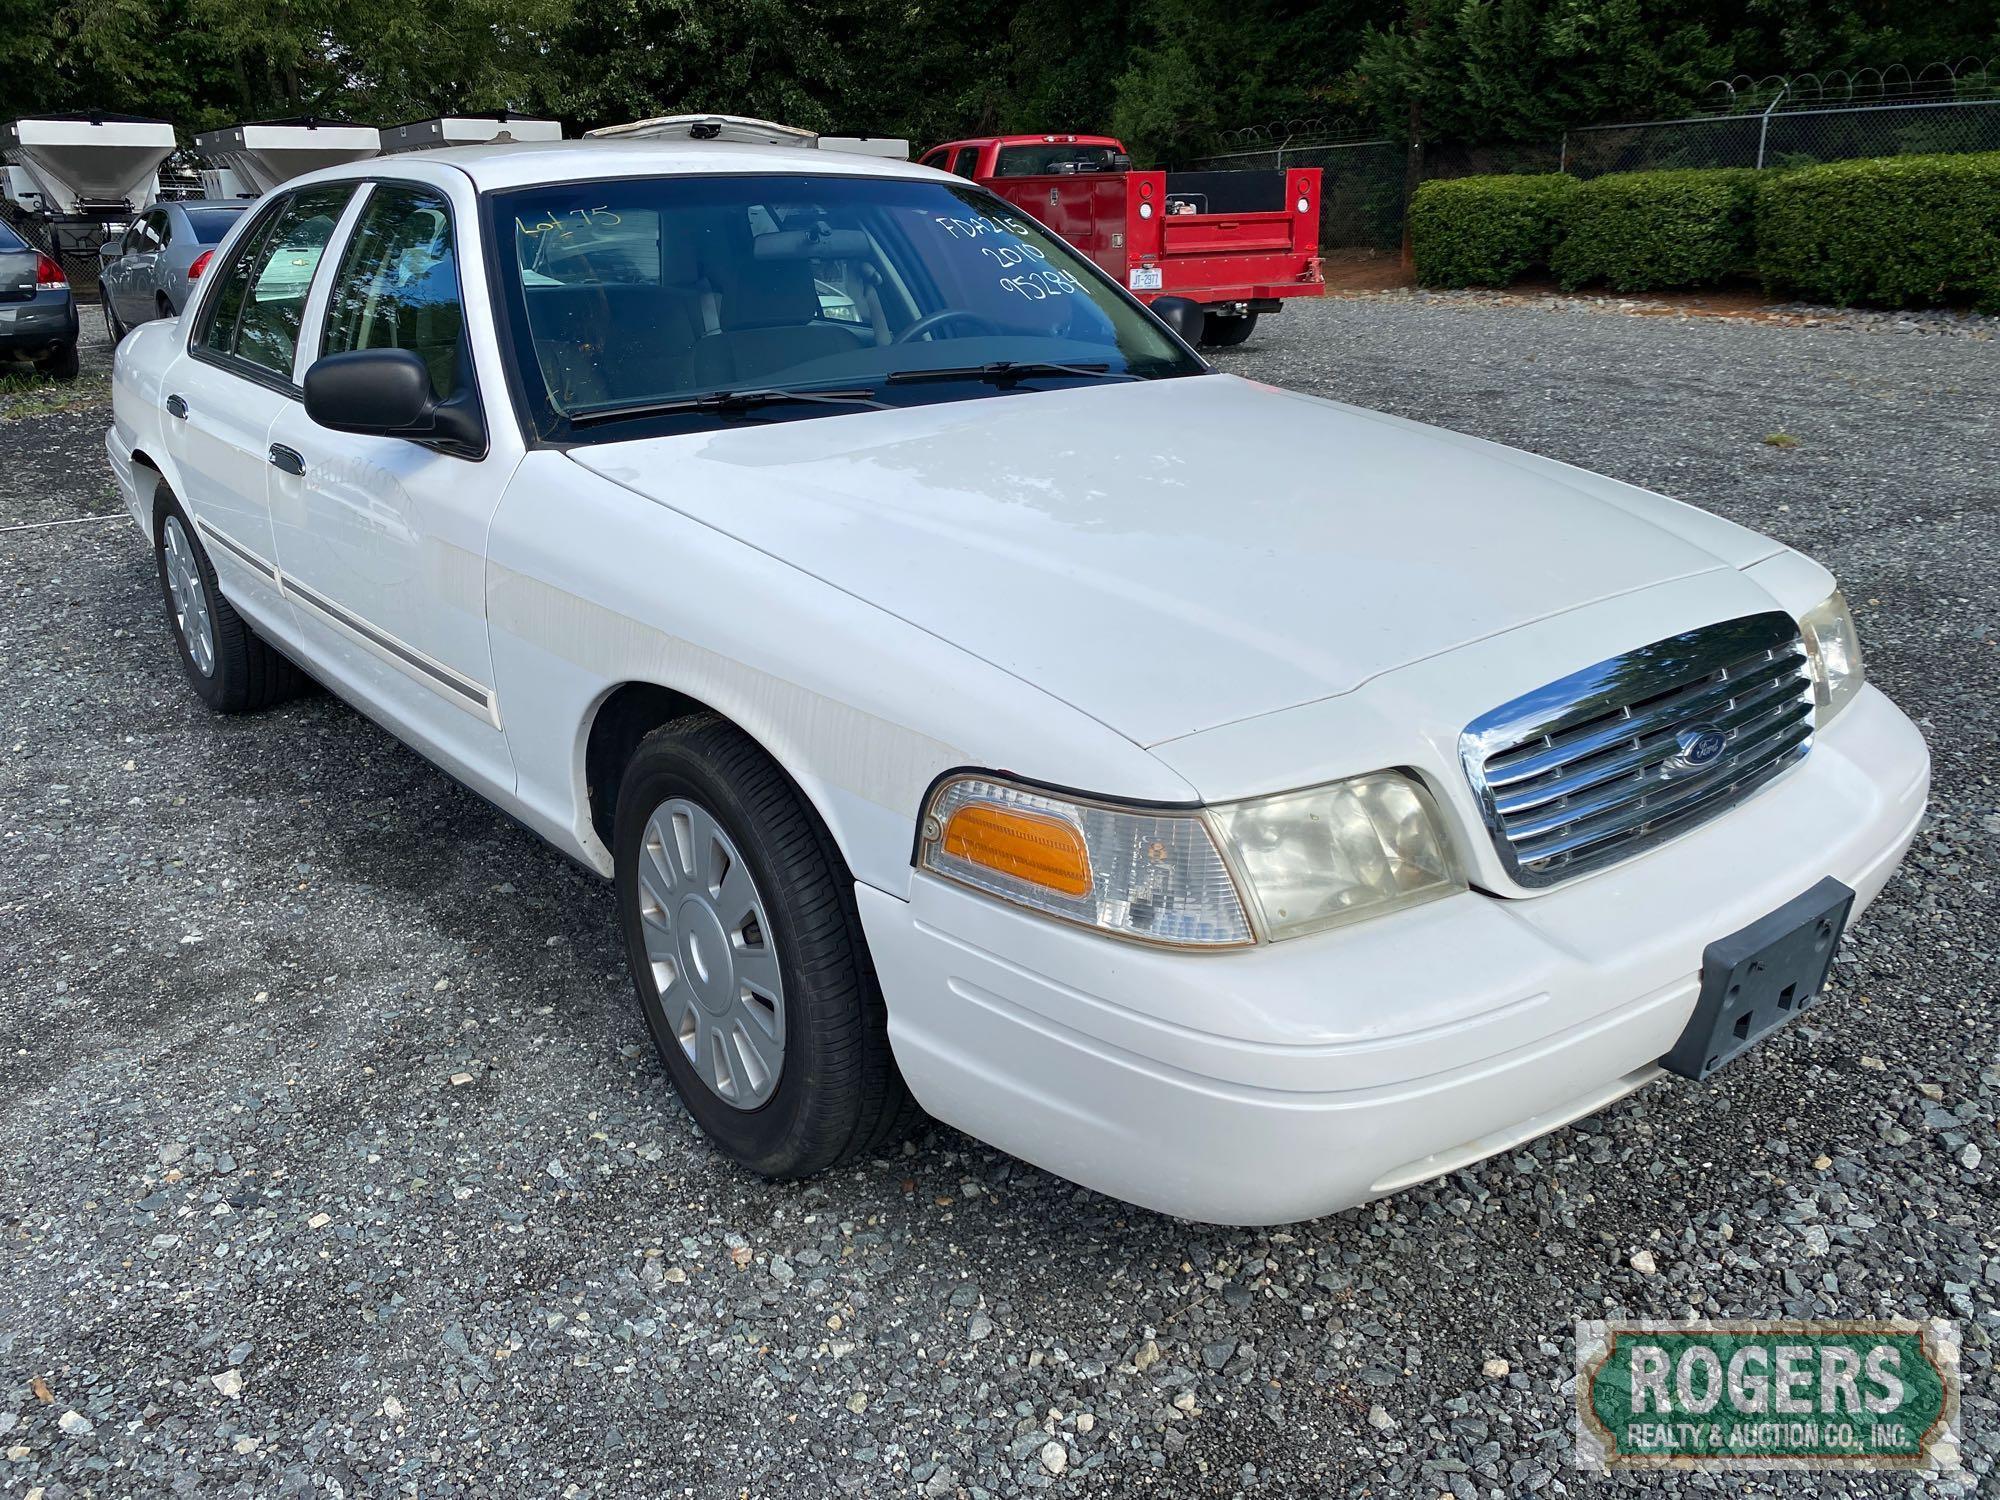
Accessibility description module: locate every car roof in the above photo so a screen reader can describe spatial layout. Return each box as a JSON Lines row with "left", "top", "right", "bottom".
{"left": 319, "top": 137, "right": 948, "bottom": 193}
{"left": 166, "top": 198, "right": 251, "bottom": 211}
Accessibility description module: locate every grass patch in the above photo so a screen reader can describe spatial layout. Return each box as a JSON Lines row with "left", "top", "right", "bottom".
{"left": 0, "top": 366, "right": 109, "bottom": 420}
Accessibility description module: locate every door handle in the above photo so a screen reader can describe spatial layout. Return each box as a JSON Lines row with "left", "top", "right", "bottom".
{"left": 268, "top": 443, "right": 305, "bottom": 476}
{"left": 165, "top": 393, "right": 188, "bottom": 419}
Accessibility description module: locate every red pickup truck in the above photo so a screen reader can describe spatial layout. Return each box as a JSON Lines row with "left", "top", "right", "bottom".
{"left": 918, "top": 133, "right": 1323, "bottom": 346}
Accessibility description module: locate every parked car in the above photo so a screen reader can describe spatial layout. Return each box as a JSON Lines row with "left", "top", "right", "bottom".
{"left": 98, "top": 198, "right": 250, "bottom": 338}
{"left": 0, "top": 218, "right": 79, "bottom": 379}
{"left": 918, "top": 132, "right": 1324, "bottom": 346}
{"left": 106, "top": 140, "right": 1929, "bottom": 1225}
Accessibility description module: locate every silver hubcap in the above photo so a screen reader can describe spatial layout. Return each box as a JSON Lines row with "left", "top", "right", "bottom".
{"left": 637, "top": 798, "right": 786, "bottom": 1109}
{"left": 162, "top": 516, "right": 215, "bottom": 677}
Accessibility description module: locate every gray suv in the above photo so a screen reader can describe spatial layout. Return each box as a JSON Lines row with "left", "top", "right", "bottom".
{"left": 0, "top": 218, "right": 78, "bottom": 380}
{"left": 99, "top": 199, "right": 250, "bottom": 339}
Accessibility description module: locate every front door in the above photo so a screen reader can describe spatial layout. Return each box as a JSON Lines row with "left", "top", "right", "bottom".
{"left": 266, "top": 179, "right": 517, "bottom": 797}
{"left": 162, "top": 184, "right": 353, "bottom": 606}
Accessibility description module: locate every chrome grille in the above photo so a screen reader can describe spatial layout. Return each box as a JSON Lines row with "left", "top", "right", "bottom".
{"left": 1461, "top": 611, "right": 1814, "bottom": 888}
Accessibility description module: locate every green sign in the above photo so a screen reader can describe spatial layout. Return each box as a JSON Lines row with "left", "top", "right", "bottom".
{"left": 1576, "top": 1321, "right": 1960, "bottom": 1472}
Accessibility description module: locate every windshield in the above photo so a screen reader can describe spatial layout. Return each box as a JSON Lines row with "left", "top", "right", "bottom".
{"left": 993, "top": 144, "right": 1120, "bottom": 176}
{"left": 487, "top": 173, "right": 1202, "bottom": 440}
{"left": 185, "top": 207, "right": 247, "bottom": 243}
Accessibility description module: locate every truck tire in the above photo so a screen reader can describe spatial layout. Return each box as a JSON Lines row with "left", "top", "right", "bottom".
{"left": 614, "top": 714, "right": 920, "bottom": 1179}
{"left": 152, "top": 483, "right": 305, "bottom": 712}
{"left": 1200, "top": 312, "right": 1258, "bottom": 348}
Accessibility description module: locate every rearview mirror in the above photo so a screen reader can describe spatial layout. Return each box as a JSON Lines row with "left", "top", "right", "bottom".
{"left": 303, "top": 348, "right": 483, "bottom": 453}
{"left": 1150, "top": 296, "right": 1204, "bottom": 347}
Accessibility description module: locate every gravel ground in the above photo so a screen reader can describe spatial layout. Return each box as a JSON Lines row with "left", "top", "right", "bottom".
{"left": 1, "top": 299, "right": 1994, "bottom": 1498}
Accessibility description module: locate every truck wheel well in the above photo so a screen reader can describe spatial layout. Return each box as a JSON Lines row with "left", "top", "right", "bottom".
{"left": 583, "top": 682, "right": 712, "bottom": 848}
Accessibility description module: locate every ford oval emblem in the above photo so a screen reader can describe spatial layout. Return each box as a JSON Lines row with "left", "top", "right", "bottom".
{"left": 1674, "top": 726, "right": 1727, "bottom": 770}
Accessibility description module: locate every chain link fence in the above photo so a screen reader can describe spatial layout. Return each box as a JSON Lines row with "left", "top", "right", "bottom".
{"left": 0, "top": 202, "right": 124, "bottom": 306}
{"left": 1189, "top": 66, "right": 2000, "bottom": 261}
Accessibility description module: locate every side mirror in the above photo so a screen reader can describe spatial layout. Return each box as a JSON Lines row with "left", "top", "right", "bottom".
{"left": 303, "top": 348, "right": 483, "bottom": 452}
{"left": 1108, "top": 153, "right": 1133, "bottom": 171}
{"left": 1150, "top": 296, "right": 1205, "bottom": 347}
{"left": 100, "top": 238, "right": 123, "bottom": 260}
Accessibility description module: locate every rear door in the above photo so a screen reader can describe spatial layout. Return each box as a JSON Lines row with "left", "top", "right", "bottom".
{"left": 265, "top": 177, "right": 518, "bottom": 795}
{"left": 164, "top": 183, "right": 356, "bottom": 603}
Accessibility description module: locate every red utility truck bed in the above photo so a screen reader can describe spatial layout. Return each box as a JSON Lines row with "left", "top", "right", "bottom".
{"left": 919, "top": 134, "right": 1323, "bottom": 346}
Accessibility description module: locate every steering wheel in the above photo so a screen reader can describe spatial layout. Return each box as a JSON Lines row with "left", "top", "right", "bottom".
{"left": 892, "top": 309, "right": 1002, "bottom": 345}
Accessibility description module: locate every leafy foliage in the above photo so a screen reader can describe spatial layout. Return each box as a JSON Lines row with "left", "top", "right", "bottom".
{"left": 1552, "top": 168, "right": 1761, "bottom": 290}
{"left": 0, "top": 0, "right": 1994, "bottom": 160}
{"left": 1756, "top": 152, "right": 2000, "bottom": 312}
{"left": 1408, "top": 172, "right": 1577, "bottom": 286}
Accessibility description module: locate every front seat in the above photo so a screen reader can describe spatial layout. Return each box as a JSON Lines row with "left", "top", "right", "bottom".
{"left": 691, "top": 214, "right": 863, "bottom": 387}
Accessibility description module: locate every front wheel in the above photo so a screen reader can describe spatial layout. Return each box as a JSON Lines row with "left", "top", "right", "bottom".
{"left": 614, "top": 714, "right": 918, "bottom": 1178}
{"left": 1199, "top": 311, "right": 1258, "bottom": 348}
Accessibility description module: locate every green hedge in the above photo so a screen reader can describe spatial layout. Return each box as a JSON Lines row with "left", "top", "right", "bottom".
{"left": 1757, "top": 152, "right": 2000, "bottom": 313}
{"left": 1552, "top": 168, "right": 1761, "bottom": 291}
{"left": 1408, "top": 174, "right": 1578, "bottom": 288}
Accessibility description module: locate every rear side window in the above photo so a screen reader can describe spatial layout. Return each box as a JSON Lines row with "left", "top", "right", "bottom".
{"left": 321, "top": 183, "right": 466, "bottom": 398}
{"left": 184, "top": 208, "right": 245, "bottom": 244}
{"left": 0, "top": 221, "right": 26, "bottom": 252}
{"left": 201, "top": 184, "right": 354, "bottom": 378}
{"left": 950, "top": 147, "right": 981, "bottom": 178}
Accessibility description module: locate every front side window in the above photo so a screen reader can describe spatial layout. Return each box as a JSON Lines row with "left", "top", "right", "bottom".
{"left": 487, "top": 173, "right": 1204, "bottom": 442}
{"left": 207, "top": 184, "right": 352, "bottom": 378}
{"left": 321, "top": 183, "right": 466, "bottom": 398}
{"left": 149, "top": 210, "right": 174, "bottom": 248}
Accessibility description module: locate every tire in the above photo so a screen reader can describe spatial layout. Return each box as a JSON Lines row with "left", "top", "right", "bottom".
{"left": 105, "top": 299, "right": 127, "bottom": 343}
{"left": 614, "top": 714, "right": 919, "bottom": 1178}
{"left": 157, "top": 292, "right": 175, "bottom": 320}
{"left": 152, "top": 483, "right": 304, "bottom": 713}
{"left": 38, "top": 340, "right": 79, "bottom": 381}
{"left": 1200, "top": 311, "right": 1258, "bottom": 348}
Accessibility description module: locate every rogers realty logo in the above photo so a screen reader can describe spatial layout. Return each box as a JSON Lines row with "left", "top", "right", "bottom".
{"left": 1574, "top": 1320, "right": 1961, "bottom": 1473}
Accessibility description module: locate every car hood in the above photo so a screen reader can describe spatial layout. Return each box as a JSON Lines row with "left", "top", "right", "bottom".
{"left": 569, "top": 374, "right": 1781, "bottom": 747}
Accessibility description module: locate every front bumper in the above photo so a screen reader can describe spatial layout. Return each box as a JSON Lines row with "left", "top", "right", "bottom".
{"left": 858, "top": 684, "right": 1929, "bottom": 1224}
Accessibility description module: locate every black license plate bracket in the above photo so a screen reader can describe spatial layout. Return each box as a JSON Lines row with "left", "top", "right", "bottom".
{"left": 1662, "top": 876, "right": 1856, "bottom": 1081}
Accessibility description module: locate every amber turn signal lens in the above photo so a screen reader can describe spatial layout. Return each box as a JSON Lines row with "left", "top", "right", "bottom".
{"left": 941, "top": 804, "right": 1092, "bottom": 897}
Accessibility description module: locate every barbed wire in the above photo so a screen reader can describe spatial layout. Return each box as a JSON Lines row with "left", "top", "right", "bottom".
{"left": 1702, "top": 58, "right": 1997, "bottom": 113}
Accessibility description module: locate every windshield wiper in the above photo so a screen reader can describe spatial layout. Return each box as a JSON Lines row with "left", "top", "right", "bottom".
{"left": 568, "top": 385, "right": 889, "bottom": 427}
{"left": 884, "top": 360, "right": 1135, "bottom": 387}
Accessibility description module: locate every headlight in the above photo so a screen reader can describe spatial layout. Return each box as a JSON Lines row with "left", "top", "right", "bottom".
{"left": 918, "top": 776, "right": 1253, "bottom": 947}
{"left": 1209, "top": 772, "right": 1462, "bottom": 940}
{"left": 1799, "top": 591, "right": 1865, "bottom": 724}
{"left": 917, "top": 769, "right": 1463, "bottom": 947}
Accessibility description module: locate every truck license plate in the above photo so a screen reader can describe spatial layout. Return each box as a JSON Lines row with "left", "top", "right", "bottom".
{"left": 1128, "top": 266, "right": 1163, "bottom": 291}
{"left": 1661, "top": 877, "right": 1855, "bottom": 1080}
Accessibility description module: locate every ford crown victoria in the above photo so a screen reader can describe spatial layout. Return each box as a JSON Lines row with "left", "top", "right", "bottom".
{"left": 106, "top": 140, "right": 1929, "bottom": 1224}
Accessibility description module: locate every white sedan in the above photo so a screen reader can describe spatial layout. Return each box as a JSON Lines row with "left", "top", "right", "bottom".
{"left": 107, "top": 139, "right": 1929, "bottom": 1225}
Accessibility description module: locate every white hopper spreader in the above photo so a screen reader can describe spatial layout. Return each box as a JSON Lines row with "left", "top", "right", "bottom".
{"left": 380, "top": 114, "right": 562, "bottom": 153}
{"left": 192, "top": 118, "right": 380, "bottom": 194}
{"left": 1, "top": 114, "right": 177, "bottom": 216}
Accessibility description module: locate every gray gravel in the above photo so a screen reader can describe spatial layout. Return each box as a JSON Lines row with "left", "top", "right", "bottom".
{"left": 2, "top": 299, "right": 1995, "bottom": 1497}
